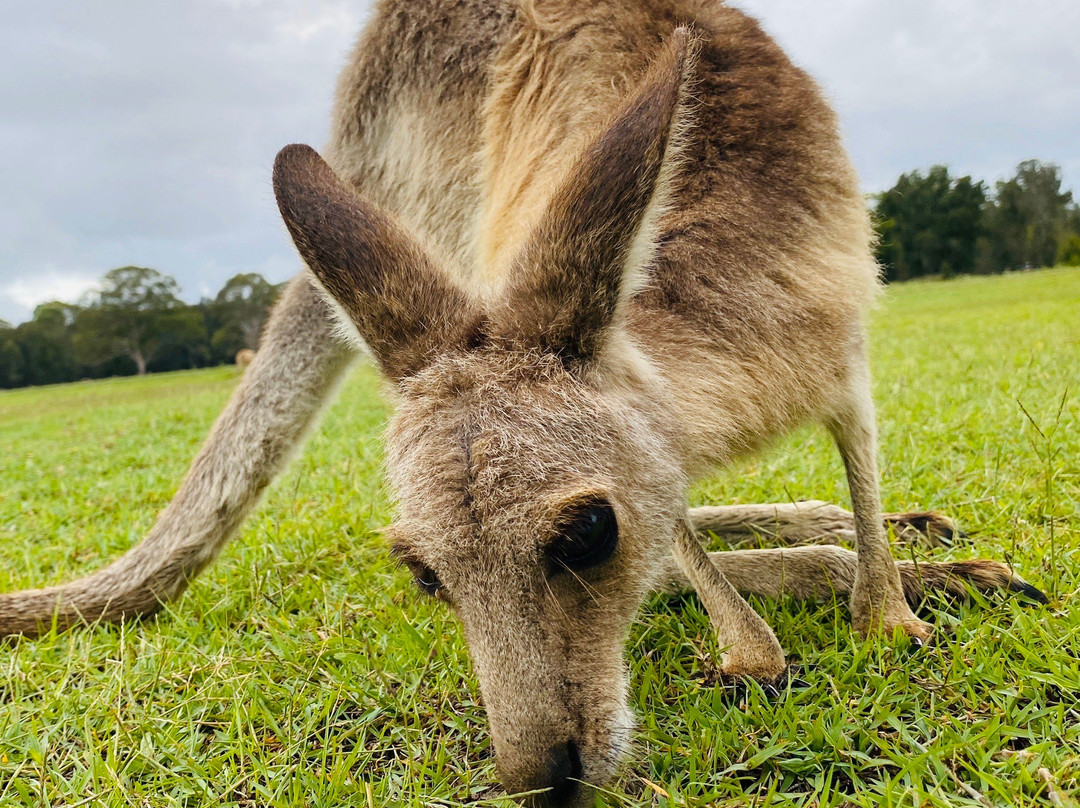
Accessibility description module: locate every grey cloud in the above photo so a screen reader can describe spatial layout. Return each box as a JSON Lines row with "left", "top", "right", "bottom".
{"left": 737, "top": 0, "right": 1080, "bottom": 190}
{"left": 0, "top": 0, "right": 368, "bottom": 323}
{"left": 1, "top": 0, "right": 1077, "bottom": 323}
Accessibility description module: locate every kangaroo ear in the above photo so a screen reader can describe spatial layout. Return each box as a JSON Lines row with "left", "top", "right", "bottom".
{"left": 494, "top": 27, "right": 696, "bottom": 366}
{"left": 273, "top": 144, "right": 483, "bottom": 381}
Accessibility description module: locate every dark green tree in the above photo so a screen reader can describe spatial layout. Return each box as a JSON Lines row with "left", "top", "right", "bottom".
{"left": 874, "top": 166, "right": 986, "bottom": 281}
{"left": 147, "top": 306, "right": 210, "bottom": 371}
{"left": 14, "top": 302, "right": 82, "bottom": 386}
{"left": 1057, "top": 204, "right": 1080, "bottom": 266}
{"left": 983, "top": 160, "right": 1074, "bottom": 271}
{"left": 73, "top": 266, "right": 203, "bottom": 374}
{"left": 208, "top": 273, "right": 281, "bottom": 361}
{"left": 1058, "top": 232, "right": 1080, "bottom": 267}
{"left": 0, "top": 320, "right": 24, "bottom": 388}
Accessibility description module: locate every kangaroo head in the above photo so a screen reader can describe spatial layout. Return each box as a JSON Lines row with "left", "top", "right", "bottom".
{"left": 274, "top": 30, "right": 694, "bottom": 807}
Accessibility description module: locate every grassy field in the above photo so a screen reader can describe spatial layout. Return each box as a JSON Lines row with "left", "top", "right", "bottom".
{"left": 1, "top": 267, "right": 1078, "bottom": 807}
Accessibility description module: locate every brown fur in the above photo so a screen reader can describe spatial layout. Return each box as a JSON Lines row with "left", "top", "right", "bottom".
{"left": 0, "top": 2, "right": 1044, "bottom": 805}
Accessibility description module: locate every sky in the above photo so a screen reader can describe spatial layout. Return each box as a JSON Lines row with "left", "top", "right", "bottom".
{"left": 1, "top": 0, "right": 1077, "bottom": 325}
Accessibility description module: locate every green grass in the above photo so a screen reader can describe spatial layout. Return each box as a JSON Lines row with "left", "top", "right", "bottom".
{"left": 1, "top": 267, "right": 1078, "bottom": 807}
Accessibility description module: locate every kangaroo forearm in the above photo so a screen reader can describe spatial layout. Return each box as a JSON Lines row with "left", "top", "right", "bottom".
{"left": 671, "top": 520, "right": 787, "bottom": 678}
{"left": 167, "top": 276, "right": 354, "bottom": 560}
{"left": 0, "top": 275, "right": 353, "bottom": 636}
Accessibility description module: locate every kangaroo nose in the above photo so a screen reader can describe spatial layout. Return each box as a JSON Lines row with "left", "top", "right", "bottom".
{"left": 521, "top": 740, "right": 583, "bottom": 808}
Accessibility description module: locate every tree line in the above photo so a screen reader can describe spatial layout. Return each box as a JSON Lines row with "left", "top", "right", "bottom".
{"left": 874, "top": 159, "right": 1080, "bottom": 281}
{"left": 2, "top": 158, "right": 1077, "bottom": 389}
{"left": 0, "top": 268, "right": 283, "bottom": 389}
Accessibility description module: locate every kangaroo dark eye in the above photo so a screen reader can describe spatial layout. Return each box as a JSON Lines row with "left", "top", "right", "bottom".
{"left": 411, "top": 565, "right": 443, "bottom": 597}
{"left": 549, "top": 501, "right": 618, "bottom": 573}
{"left": 393, "top": 549, "right": 444, "bottom": 598}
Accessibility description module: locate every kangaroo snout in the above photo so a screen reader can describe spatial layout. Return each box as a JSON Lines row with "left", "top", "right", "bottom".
{"left": 467, "top": 617, "right": 624, "bottom": 806}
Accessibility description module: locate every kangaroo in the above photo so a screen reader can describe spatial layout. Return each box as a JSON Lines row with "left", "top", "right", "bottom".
{"left": 234, "top": 347, "right": 257, "bottom": 370}
{"left": 1, "top": 2, "right": 1045, "bottom": 805}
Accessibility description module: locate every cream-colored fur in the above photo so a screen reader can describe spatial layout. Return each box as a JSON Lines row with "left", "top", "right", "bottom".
{"left": 234, "top": 348, "right": 256, "bottom": 370}
{"left": 1, "top": 3, "right": 1044, "bottom": 806}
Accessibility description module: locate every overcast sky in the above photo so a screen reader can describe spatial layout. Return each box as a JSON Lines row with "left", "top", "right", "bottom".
{"left": 1, "top": 0, "right": 1077, "bottom": 324}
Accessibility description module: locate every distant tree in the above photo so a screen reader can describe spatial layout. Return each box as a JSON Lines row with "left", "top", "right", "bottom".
{"left": 1058, "top": 233, "right": 1080, "bottom": 267}
{"left": 1057, "top": 204, "right": 1080, "bottom": 267}
{"left": 983, "top": 160, "right": 1074, "bottom": 271}
{"left": 14, "top": 302, "right": 82, "bottom": 386}
{"left": 73, "top": 266, "right": 202, "bottom": 374}
{"left": 0, "top": 320, "right": 23, "bottom": 388}
{"left": 874, "top": 166, "right": 986, "bottom": 281}
{"left": 1067, "top": 204, "right": 1080, "bottom": 237}
{"left": 147, "top": 306, "right": 210, "bottom": 371}
{"left": 0, "top": 339, "right": 22, "bottom": 388}
{"left": 213, "top": 274, "right": 279, "bottom": 346}
{"left": 207, "top": 273, "right": 282, "bottom": 362}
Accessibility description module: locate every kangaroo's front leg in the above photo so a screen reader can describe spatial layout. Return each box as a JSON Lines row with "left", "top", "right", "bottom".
{"left": 826, "top": 370, "right": 933, "bottom": 642}
{"left": 673, "top": 516, "right": 787, "bottom": 683}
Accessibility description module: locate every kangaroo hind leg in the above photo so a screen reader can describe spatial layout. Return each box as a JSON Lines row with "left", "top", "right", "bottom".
{"left": 658, "top": 545, "right": 1047, "bottom": 607}
{"left": 689, "top": 501, "right": 964, "bottom": 548}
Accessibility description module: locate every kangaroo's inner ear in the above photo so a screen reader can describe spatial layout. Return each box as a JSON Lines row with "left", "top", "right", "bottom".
{"left": 493, "top": 27, "right": 696, "bottom": 367}
{"left": 273, "top": 144, "right": 483, "bottom": 381}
